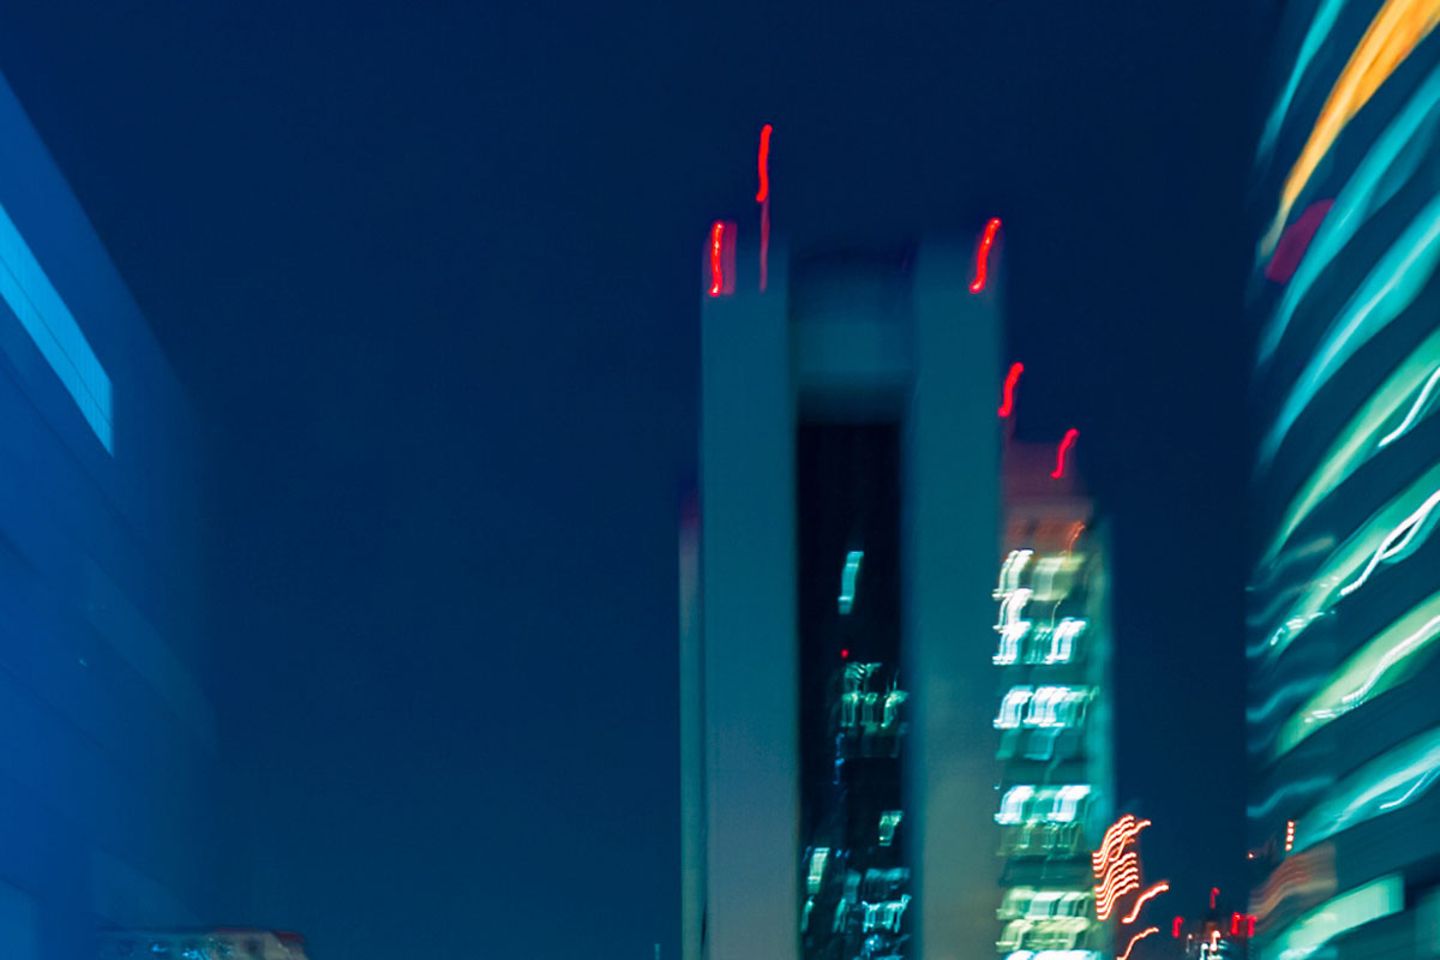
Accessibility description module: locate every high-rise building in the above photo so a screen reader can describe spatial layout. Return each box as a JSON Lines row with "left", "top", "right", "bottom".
{"left": 0, "top": 71, "right": 219, "bottom": 953}
{"left": 682, "top": 229, "right": 1003, "bottom": 960}
{"left": 1247, "top": 3, "right": 1440, "bottom": 957}
{"left": 992, "top": 441, "right": 1114, "bottom": 960}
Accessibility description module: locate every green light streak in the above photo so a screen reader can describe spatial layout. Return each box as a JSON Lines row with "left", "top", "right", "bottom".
{"left": 1276, "top": 589, "right": 1440, "bottom": 756}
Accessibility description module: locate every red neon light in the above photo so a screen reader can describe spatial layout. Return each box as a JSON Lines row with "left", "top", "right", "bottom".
{"left": 709, "top": 221, "right": 726, "bottom": 297}
{"left": 840, "top": 648, "right": 850, "bottom": 660}
{"left": 1230, "top": 912, "right": 1241, "bottom": 936}
{"left": 1172, "top": 917, "right": 1184, "bottom": 939}
{"left": 998, "top": 362, "right": 1024, "bottom": 418}
{"left": 1246, "top": 915, "right": 1257, "bottom": 938}
{"left": 755, "top": 124, "right": 773, "bottom": 203}
{"left": 1051, "top": 428, "right": 1079, "bottom": 480}
{"left": 970, "top": 217, "right": 1002, "bottom": 293}
{"left": 1265, "top": 199, "right": 1333, "bottom": 284}
{"left": 1210, "top": 887, "right": 1220, "bottom": 911}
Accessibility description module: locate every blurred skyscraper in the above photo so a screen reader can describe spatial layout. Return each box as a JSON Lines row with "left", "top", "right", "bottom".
{"left": 682, "top": 230, "right": 1002, "bottom": 960}
{"left": 0, "top": 71, "right": 220, "bottom": 953}
{"left": 1247, "top": 2, "right": 1440, "bottom": 957}
{"left": 992, "top": 441, "right": 1115, "bottom": 960}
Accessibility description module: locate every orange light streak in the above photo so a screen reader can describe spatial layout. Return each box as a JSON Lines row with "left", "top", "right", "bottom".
{"left": 1121, "top": 882, "right": 1170, "bottom": 925}
{"left": 1262, "top": 0, "right": 1440, "bottom": 253}
{"left": 1119, "top": 926, "right": 1160, "bottom": 960}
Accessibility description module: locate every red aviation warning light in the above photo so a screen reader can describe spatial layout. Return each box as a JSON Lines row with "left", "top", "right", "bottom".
{"left": 1051, "top": 428, "right": 1079, "bottom": 480}
{"left": 756, "top": 124, "right": 773, "bottom": 292}
{"left": 755, "top": 124, "right": 773, "bottom": 203}
{"left": 998, "top": 362, "right": 1024, "bottom": 418}
{"left": 708, "top": 220, "right": 737, "bottom": 297}
{"left": 970, "top": 217, "right": 1002, "bottom": 293}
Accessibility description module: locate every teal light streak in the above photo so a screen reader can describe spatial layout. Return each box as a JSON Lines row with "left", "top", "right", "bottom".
{"left": 1292, "top": 727, "right": 1440, "bottom": 852}
{"left": 0, "top": 200, "right": 112, "bottom": 451}
{"left": 1256, "top": 62, "right": 1440, "bottom": 379}
{"left": 1255, "top": 0, "right": 1347, "bottom": 168}
{"left": 1259, "top": 189, "right": 1440, "bottom": 469}
{"left": 838, "top": 550, "right": 864, "bottom": 615}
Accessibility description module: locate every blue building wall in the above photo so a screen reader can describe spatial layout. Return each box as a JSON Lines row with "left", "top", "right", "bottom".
{"left": 0, "top": 71, "right": 219, "bottom": 956}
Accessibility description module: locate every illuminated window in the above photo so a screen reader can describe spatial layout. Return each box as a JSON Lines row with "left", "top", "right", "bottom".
{"left": 996, "top": 549, "right": 1034, "bottom": 597}
{"left": 0, "top": 201, "right": 113, "bottom": 451}
{"left": 806, "top": 847, "right": 829, "bottom": 895}
{"left": 838, "top": 550, "right": 864, "bottom": 614}
{"left": 996, "top": 687, "right": 1036, "bottom": 729}
{"left": 995, "top": 588, "right": 1034, "bottom": 665}
{"left": 996, "top": 786, "right": 1037, "bottom": 825}
{"left": 996, "top": 785, "right": 1092, "bottom": 825}
{"left": 878, "top": 810, "right": 903, "bottom": 847}
{"left": 1027, "top": 686, "right": 1092, "bottom": 728}
{"left": 1046, "top": 619, "right": 1087, "bottom": 664}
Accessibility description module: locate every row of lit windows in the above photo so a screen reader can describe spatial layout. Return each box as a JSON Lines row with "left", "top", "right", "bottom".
{"left": 801, "top": 895, "right": 911, "bottom": 936}
{"left": 998, "top": 821, "right": 1087, "bottom": 858}
{"left": 995, "top": 785, "right": 1091, "bottom": 825}
{"left": 998, "top": 918, "right": 1095, "bottom": 952}
{"left": 995, "top": 550, "right": 1085, "bottom": 604}
{"left": 995, "top": 686, "right": 1093, "bottom": 729}
{"left": 998, "top": 888, "right": 1093, "bottom": 921}
{"left": 993, "top": 617, "right": 1088, "bottom": 666}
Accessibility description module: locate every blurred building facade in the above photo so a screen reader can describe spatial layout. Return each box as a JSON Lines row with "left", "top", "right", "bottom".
{"left": 1247, "top": 2, "right": 1440, "bottom": 957}
{"left": 0, "top": 71, "right": 221, "bottom": 954}
{"left": 683, "top": 229, "right": 1002, "bottom": 960}
{"left": 992, "top": 442, "right": 1114, "bottom": 960}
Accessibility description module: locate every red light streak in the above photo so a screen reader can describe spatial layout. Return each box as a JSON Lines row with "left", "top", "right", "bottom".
{"left": 709, "top": 221, "right": 726, "bottom": 297}
{"left": 1265, "top": 199, "right": 1333, "bottom": 284}
{"left": 756, "top": 124, "right": 773, "bottom": 292}
{"left": 755, "top": 124, "right": 773, "bottom": 203}
{"left": 1122, "top": 882, "right": 1170, "bottom": 925}
{"left": 970, "top": 217, "right": 1002, "bottom": 294}
{"left": 1209, "top": 887, "right": 1220, "bottom": 911}
{"left": 1051, "top": 428, "right": 1079, "bottom": 480}
{"left": 1119, "top": 927, "right": 1160, "bottom": 960}
{"left": 1246, "top": 915, "right": 1257, "bottom": 939}
{"left": 998, "top": 362, "right": 1024, "bottom": 418}
{"left": 1230, "top": 912, "right": 1241, "bottom": 936}
{"left": 1172, "top": 917, "right": 1185, "bottom": 939}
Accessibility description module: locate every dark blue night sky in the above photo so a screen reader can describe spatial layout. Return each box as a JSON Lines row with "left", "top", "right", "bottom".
{"left": 3, "top": 2, "right": 1256, "bottom": 955}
